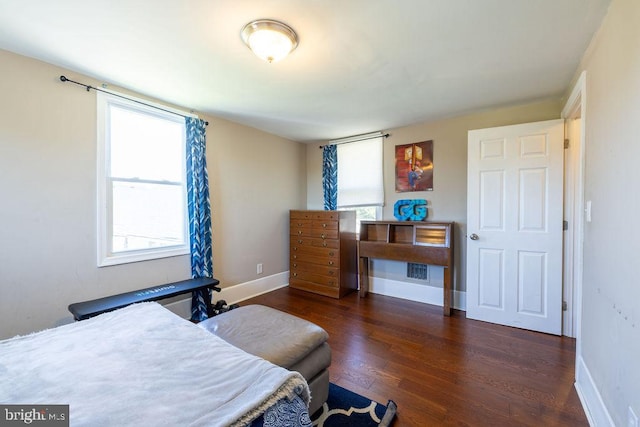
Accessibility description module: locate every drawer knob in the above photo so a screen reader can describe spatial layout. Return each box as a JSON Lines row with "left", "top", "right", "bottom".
{"left": 298, "top": 239, "right": 303, "bottom": 244}
{"left": 329, "top": 251, "right": 335, "bottom": 256}
{"left": 298, "top": 231, "right": 302, "bottom": 235}
{"left": 293, "top": 273, "right": 298, "bottom": 277}
{"left": 322, "top": 223, "right": 327, "bottom": 228}
{"left": 293, "top": 255, "right": 297, "bottom": 259}
{"left": 293, "top": 263, "right": 297, "bottom": 267}
{"left": 321, "top": 234, "right": 326, "bottom": 239}
{"left": 293, "top": 247, "right": 297, "bottom": 251}
{"left": 322, "top": 242, "right": 327, "bottom": 247}
{"left": 328, "top": 261, "right": 334, "bottom": 266}
{"left": 329, "top": 270, "right": 335, "bottom": 276}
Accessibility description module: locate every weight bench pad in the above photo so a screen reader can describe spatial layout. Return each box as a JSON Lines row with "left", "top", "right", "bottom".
{"left": 198, "top": 304, "right": 331, "bottom": 414}
{"left": 198, "top": 305, "right": 328, "bottom": 368}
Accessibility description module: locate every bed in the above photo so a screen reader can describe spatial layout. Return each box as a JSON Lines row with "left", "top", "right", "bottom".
{"left": 0, "top": 302, "right": 311, "bottom": 426}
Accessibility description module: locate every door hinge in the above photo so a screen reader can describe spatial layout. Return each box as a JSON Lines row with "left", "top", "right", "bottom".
{"left": 562, "top": 301, "right": 568, "bottom": 311}
{"left": 564, "top": 139, "right": 570, "bottom": 149}
{"left": 563, "top": 220, "right": 569, "bottom": 231}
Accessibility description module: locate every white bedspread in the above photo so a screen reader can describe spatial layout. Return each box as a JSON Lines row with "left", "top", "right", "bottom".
{"left": 0, "top": 302, "right": 309, "bottom": 426}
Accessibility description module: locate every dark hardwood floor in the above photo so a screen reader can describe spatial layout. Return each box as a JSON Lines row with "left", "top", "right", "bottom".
{"left": 241, "top": 287, "right": 588, "bottom": 427}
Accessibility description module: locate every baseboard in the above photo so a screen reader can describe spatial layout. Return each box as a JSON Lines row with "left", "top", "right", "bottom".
{"left": 163, "top": 272, "right": 289, "bottom": 318}
{"left": 369, "top": 276, "right": 466, "bottom": 311}
{"left": 218, "top": 272, "right": 290, "bottom": 304}
{"left": 164, "top": 273, "right": 466, "bottom": 316}
{"left": 575, "top": 355, "right": 614, "bottom": 426}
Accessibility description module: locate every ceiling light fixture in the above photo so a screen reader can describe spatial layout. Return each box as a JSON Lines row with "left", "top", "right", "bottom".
{"left": 241, "top": 19, "right": 298, "bottom": 63}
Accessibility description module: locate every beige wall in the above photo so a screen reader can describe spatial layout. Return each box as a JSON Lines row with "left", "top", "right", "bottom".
{"left": 307, "top": 99, "right": 561, "bottom": 297}
{"left": 574, "top": 0, "right": 640, "bottom": 423}
{"left": 210, "top": 118, "right": 306, "bottom": 284}
{"left": 0, "top": 49, "right": 306, "bottom": 339}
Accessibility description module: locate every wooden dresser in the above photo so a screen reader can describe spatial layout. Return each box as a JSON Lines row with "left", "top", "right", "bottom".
{"left": 289, "top": 210, "right": 358, "bottom": 298}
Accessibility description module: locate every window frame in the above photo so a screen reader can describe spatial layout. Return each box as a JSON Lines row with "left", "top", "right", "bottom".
{"left": 96, "top": 91, "right": 190, "bottom": 267}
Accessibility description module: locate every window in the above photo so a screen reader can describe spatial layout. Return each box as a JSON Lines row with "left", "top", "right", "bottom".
{"left": 97, "top": 92, "right": 189, "bottom": 266}
{"left": 336, "top": 136, "right": 384, "bottom": 232}
{"left": 339, "top": 205, "right": 382, "bottom": 234}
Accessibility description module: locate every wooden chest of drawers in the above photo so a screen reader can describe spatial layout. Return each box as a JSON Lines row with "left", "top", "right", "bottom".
{"left": 289, "top": 210, "right": 358, "bottom": 298}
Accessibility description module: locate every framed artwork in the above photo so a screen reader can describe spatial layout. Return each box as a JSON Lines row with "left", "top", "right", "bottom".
{"left": 395, "top": 140, "right": 433, "bottom": 192}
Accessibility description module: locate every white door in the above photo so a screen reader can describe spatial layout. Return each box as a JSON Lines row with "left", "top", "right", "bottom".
{"left": 466, "top": 119, "right": 564, "bottom": 335}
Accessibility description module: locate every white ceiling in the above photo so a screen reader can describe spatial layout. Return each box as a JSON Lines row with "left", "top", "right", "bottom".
{"left": 0, "top": 0, "right": 610, "bottom": 142}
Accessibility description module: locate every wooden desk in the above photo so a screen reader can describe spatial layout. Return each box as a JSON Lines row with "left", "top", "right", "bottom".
{"left": 358, "top": 221, "right": 454, "bottom": 316}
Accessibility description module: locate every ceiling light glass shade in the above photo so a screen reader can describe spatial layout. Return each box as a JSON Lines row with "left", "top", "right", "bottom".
{"left": 241, "top": 19, "right": 298, "bottom": 63}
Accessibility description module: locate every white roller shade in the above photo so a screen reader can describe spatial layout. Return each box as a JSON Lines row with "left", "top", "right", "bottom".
{"left": 337, "top": 137, "right": 384, "bottom": 207}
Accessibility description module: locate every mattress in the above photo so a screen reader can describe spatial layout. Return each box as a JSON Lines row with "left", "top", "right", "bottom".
{"left": 0, "top": 302, "right": 310, "bottom": 426}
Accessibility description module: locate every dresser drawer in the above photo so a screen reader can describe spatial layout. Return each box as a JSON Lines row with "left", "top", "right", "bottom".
{"left": 290, "top": 219, "right": 312, "bottom": 230}
{"left": 290, "top": 244, "right": 339, "bottom": 258}
{"left": 290, "top": 211, "right": 315, "bottom": 220}
{"left": 291, "top": 210, "right": 340, "bottom": 221}
{"left": 310, "top": 228, "right": 338, "bottom": 240}
{"left": 290, "top": 270, "right": 339, "bottom": 288}
{"left": 289, "top": 278, "right": 342, "bottom": 298}
{"left": 291, "top": 253, "right": 340, "bottom": 267}
{"left": 311, "top": 211, "right": 340, "bottom": 221}
{"left": 290, "top": 227, "right": 338, "bottom": 240}
{"left": 290, "top": 261, "right": 339, "bottom": 277}
{"left": 290, "top": 236, "right": 340, "bottom": 249}
{"left": 311, "top": 219, "right": 338, "bottom": 231}
{"left": 312, "top": 237, "right": 339, "bottom": 249}
{"left": 291, "top": 227, "right": 311, "bottom": 237}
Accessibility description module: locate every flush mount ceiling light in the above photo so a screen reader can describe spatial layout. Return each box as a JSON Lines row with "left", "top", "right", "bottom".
{"left": 241, "top": 19, "right": 298, "bottom": 63}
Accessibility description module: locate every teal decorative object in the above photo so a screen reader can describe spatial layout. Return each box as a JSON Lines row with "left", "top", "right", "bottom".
{"left": 394, "top": 199, "right": 428, "bottom": 221}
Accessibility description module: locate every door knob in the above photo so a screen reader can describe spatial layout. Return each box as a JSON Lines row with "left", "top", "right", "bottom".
{"left": 470, "top": 233, "right": 479, "bottom": 240}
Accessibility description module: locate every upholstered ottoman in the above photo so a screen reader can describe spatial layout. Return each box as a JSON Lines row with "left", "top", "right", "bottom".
{"left": 198, "top": 305, "right": 331, "bottom": 415}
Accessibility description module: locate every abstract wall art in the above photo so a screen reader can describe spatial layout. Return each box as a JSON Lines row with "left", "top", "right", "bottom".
{"left": 394, "top": 140, "right": 433, "bottom": 192}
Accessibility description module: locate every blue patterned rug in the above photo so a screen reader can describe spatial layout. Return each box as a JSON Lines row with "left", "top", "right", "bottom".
{"left": 310, "top": 383, "right": 397, "bottom": 426}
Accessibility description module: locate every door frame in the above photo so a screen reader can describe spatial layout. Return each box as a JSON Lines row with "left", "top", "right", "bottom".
{"left": 561, "top": 71, "right": 587, "bottom": 343}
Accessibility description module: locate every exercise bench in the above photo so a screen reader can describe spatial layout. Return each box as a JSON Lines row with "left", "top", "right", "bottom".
{"left": 68, "top": 277, "right": 221, "bottom": 321}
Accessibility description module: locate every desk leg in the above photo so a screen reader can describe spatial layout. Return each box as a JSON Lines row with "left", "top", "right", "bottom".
{"left": 359, "top": 256, "right": 369, "bottom": 298}
{"left": 443, "top": 267, "right": 452, "bottom": 316}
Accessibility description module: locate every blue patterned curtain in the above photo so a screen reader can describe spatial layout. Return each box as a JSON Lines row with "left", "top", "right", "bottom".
{"left": 185, "top": 117, "right": 213, "bottom": 322}
{"left": 322, "top": 145, "right": 338, "bottom": 210}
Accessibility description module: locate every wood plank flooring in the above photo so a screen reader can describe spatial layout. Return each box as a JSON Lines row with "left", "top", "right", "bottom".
{"left": 241, "top": 287, "right": 588, "bottom": 426}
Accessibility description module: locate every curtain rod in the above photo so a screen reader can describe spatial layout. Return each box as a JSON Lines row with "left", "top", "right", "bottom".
{"left": 59, "top": 75, "right": 209, "bottom": 126}
{"left": 318, "top": 132, "right": 389, "bottom": 149}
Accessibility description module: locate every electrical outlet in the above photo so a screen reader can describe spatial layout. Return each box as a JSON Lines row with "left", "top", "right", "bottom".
{"left": 257, "top": 263, "right": 263, "bottom": 275}
{"left": 629, "top": 406, "right": 638, "bottom": 427}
